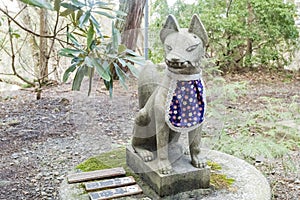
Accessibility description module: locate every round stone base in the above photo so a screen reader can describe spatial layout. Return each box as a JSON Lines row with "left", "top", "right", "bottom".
{"left": 59, "top": 148, "right": 271, "bottom": 200}
{"left": 195, "top": 149, "right": 271, "bottom": 200}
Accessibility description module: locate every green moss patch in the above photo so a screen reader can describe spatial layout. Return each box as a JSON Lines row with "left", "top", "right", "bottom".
{"left": 210, "top": 173, "right": 235, "bottom": 190}
{"left": 76, "top": 147, "right": 127, "bottom": 172}
{"left": 207, "top": 160, "right": 235, "bottom": 190}
{"left": 75, "top": 147, "right": 139, "bottom": 181}
{"left": 207, "top": 160, "right": 222, "bottom": 171}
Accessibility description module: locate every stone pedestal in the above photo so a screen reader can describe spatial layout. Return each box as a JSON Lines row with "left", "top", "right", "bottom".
{"left": 126, "top": 146, "right": 210, "bottom": 197}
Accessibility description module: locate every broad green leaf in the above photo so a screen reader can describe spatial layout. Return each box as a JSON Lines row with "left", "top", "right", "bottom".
{"left": 59, "top": 48, "right": 85, "bottom": 56}
{"left": 67, "top": 33, "right": 81, "bottom": 47}
{"left": 58, "top": 52, "right": 75, "bottom": 58}
{"left": 111, "top": 22, "right": 120, "bottom": 51}
{"left": 60, "top": 8, "right": 74, "bottom": 16}
{"left": 85, "top": 57, "right": 111, "bottom": 81}
{"left": 87, "top": 0, "right": 95, "bottom": 8}
{"left": 62, "top": 64, "right": 77, "bottom": 82}
{"left": 104, "top": 79, "right": 113, "bottom": 98}
{"left": 60, "top": 2, "right": 80, "bottom": 10}
{"left": 87, "top": 25, "right": 95, "bottom": 50}
{"left": 72, "top": 65, "right": 87, "bottom": 91}
{"left": 125, "top": 56, "right": 145, "bottom": 66}
{"left": 96, "top": 5, "right": 113, "bottom": 11}
{"left": 84, "top": 56, "right": 93, "bottom": 68}
{"left": 121, "top": 60, "right": 140, "bottom": 78}
{"left": 87, "top": 67, "right": 94, "bottom": 96}
{"left": 12, "top": 33, "right": 20, "bottom": 39}
{"left": 114, "top": 10, "right": 127, "bottom": 17}
{"left": 76, "top": 9, "right": 83, "bottom": 22}
{"left": 113, "top": 62, "right": 128, "bottom": 89}
{"left": 118, "top": 44, "right": 127, "bottom": 54}
{"left": 92, "top": 10, "right": 115, "bottom": 19}
{"left": 90, "top": 15, "right": 102, "bottom": 36}
{"left": 79, "top": 10, "right": 91, "bottom": 28}
{"left": 71, "top": 0, "right": 86, "bottom": 8}
{"left": 54, "top": 0, "right": 61, "bottom": 11}
{"left": 125, "top": 49, "right": 141, "bottom": 57}
{"left": 95, "top": 61, "right": 111, "bottom": 81}
{"left": 20, "top": 0, "right": 53, "bottom": 10}
{"left": 94, "top": 1, "right": 111, "bottom": 7}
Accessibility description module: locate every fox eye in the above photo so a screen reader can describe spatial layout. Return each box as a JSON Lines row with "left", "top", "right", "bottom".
{"left": 166, "top": 45, "right": 172, "bottom": 51}
{"left": 186, "top": 44, "right": 199, "bottom": 52}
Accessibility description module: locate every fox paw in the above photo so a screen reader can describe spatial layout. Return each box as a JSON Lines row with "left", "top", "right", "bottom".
{"left": 134, "top": 147, "right": 154, "bottom": 162}
{"left": 158, "top": 160, "right": 172, "bottom": 174}
{"left": 191, "top": 156, "right": 207, "bottom": 168}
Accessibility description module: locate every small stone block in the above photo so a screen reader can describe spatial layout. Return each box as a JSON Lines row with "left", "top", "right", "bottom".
{"left": 126, "top": 146, "right": 210, "bottom": 197}
{"left": 85, "top": 176, "right": 136, "bottom": 191}
{"left": 88, "top": 184, "right": 143, "bottom": 200}
{"left": 67, "top": 167, "right": 126, "bottom": 184}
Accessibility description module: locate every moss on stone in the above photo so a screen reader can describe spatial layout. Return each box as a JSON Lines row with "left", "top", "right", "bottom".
{"left": 207, "top": 160, "right": 235, "bottom": 190}
{"left": 76, "top": 147, "right": 126, "bottom": 172}
{"left": 75, "top": 147, "right": 139, "bottom": 182}
{"left": 210, "top": 173, "right": 235, "bottom": 190}
{"left": 76, "top": 148, "right": 235, "bottom": 191}
{"left": 207, "top": 160, "right": 222, "bottom": 171}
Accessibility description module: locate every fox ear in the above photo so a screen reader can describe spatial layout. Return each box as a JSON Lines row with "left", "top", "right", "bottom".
{"left": 188, "top": 14, "right": 208, "bottom": 47}
{"left": 160, "top": 14, "right": 180, "bottom": 43}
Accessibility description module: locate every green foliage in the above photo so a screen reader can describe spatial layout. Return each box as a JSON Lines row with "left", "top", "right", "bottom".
{"left": 150, "top": 0, "right": 299, "bottom": 71}
{"left": 22, "top": 0, "right": 143, "bottom": 96}
{"left": 58, "top": 0, "right": 143, "bottom": 96}
{"left": 19, "top": 0, "right": 53, "bottom": 10}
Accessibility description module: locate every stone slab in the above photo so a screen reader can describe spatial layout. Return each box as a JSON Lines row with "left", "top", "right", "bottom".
{"left": 126, "top": 146, "right": 210, "bottom": 197}
{"left": 85, "top": 176, "right": 136, "bottom": 191}
{"left": 67, "top": 167, "right": 126, "bottom": 184}
{"left": 88, "top": 184, "right": 143, "bottom": 200}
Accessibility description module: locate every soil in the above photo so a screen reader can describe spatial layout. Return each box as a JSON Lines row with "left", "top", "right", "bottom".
{"left": 0, "top": 71, "right": 299, "bottom": 200}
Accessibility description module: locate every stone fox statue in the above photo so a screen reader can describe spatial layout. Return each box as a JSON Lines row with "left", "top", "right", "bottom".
{"left": 131, "top": 14, "right": 208, "bottom": 175}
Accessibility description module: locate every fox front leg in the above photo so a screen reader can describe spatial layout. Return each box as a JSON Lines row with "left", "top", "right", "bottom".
{"left": 188, "top": 125, "right": 207, "bottom": 168}
{"left": 155, "top": 104, "right": 172, "bottom": 174}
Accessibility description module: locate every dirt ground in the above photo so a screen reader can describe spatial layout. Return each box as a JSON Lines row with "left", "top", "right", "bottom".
{"left": 0, "top": 71, "right": 299, "bottom": 200}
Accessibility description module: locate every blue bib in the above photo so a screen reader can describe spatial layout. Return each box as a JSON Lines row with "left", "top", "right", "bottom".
{"left": 168, "top": 79, "right": 205, "bottom": 130}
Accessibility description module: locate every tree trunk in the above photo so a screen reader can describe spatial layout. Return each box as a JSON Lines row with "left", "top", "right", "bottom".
{"left": 16, "top": 2, "right": 40, "bottom": 77}
{"left": 245, "top": 1, "right": 254, "bottom": 68}
{"left": 116, "top": 0, "right": 146, "bottom": 51}
{"left": 39, "top": 8, "right": 49, "bottom": 83}
{"left": 113, "top": 0, "right": 146, "bottom": 79}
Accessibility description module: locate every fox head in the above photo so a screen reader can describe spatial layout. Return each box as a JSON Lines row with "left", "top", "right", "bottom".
{"left": 160, "top": 14, "right": 208, "bottom": 75}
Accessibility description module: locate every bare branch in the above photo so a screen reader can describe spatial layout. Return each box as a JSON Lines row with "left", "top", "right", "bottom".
{"left": 0, "top": 77, "right": 23, "bottom": 86}
{"left": 0, "top": 7, "right": 54, "bottom": 39}
{"left": 226, "top": 0, "right": 233, "bottom": 18}
{"left": 0, "top": 73, "right": 15, "bottom": 76}
{"left": 7, "top": 18, "right": 35, "bottom": 87}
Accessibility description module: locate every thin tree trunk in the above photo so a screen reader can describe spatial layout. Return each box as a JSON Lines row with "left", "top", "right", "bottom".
{"left": 246, "top": 1, "right": 254, "bottom": 68}
{"left": 16, "top": 3, "right": 40, "bottom": 77}
{"left": 39, "top": 8, "right": 48, "bottom": 83}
